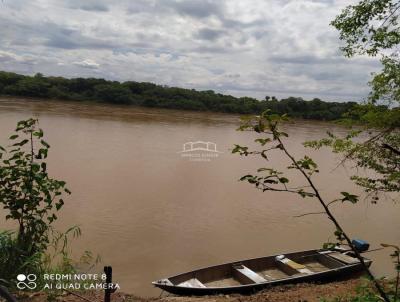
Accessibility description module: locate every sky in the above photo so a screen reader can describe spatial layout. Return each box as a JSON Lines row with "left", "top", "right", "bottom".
{"left": 0, "top": 0, "right": 381, "bottom": 102}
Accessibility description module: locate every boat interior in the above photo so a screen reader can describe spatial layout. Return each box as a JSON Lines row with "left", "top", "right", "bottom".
{"left": 167, "top": 250, "right": 357, "bottom": 288}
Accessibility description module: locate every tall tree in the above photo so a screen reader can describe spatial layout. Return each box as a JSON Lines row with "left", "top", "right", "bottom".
{"left": 314, "top": 0, "right": 400, "bottom": 199}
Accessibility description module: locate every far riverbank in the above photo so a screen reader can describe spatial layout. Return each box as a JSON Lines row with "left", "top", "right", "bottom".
{"left": 0, "top": 70, "right": 358, "bottom": 121}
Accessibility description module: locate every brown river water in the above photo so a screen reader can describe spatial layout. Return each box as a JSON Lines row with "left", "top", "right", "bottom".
{"left": 0, "top": 98, "right": 399, "bottom": 297}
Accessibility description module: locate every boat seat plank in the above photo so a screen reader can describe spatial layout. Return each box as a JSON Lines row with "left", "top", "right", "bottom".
{"left": 328, "top": 252, "right": 359, "bottom": 264}
{"left": 279, "top": 258, "right": 313, "bottom": 275}
{"left": 281, "top": 258, "right": 306, "bottom": 270}
{"left": 179, "top": 278, "right": 207, "bottom": 288}
{"left": 233, "top": 265, "right": 267, "bottom": 284}
{"left": 159, "top": 279, "right": 173, "bottom": 286}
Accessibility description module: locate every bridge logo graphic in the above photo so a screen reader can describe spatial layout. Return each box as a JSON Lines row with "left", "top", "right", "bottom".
{"left": 179, "top": 141, "right": 222, "bottom": 153}
{"left": 179, "top": 141, "right": 222, "bottom": 161}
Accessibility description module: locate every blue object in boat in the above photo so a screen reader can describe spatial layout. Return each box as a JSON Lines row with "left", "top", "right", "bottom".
{"left": 352, "top": 239, "right": 370, "bottom": 252}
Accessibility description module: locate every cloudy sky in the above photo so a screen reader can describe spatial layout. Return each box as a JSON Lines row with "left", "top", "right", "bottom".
{"left": 0, "top": 0, "right": 381, "bottom": 101}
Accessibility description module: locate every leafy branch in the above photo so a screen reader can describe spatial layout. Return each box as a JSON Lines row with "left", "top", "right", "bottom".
{"left": 305, "top": 125, "right": 400, "bottom": 200}
{"left": 233, "top": 111, "right": 390, "bottom": 302}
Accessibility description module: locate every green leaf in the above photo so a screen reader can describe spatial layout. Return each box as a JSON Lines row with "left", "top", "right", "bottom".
{"left": 298, "top": 189, "right": 315, "bottom": 198}
{"left": 32, "top": 163, "right": 40, "bottom": 173}
{"left": 279, "top": 177, "right": 289, "bottom": 184}
{"left": 33, "top": 129, "right": 44, "bottom": 138}
{"left": 56, "top": 199, "right": 64, "bottom": 210}
{"left": 40, "top": 140, "right": 50, "bottom": 148}
{"left": 257, "top": 168, "right": 271, "bottom": 173}
{"left": 255, "top": 138, "right": 271, "bottom": 146}
{"left": 261, "top": 150, "right": 268, "bottom": 159}
{"left": 323, "top": 242, "right": 336, "bottom": 249}
{"left": 240, "top": 175, "right": 253, "bottom": 181}
{"left": 13, "top": 139, "right": 29, "bottom": 147}
{"left": 340, "top": 192, "right": 359, "bottom": 204}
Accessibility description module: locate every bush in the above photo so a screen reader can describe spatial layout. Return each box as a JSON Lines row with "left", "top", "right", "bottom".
{"left": 0, "top": 119, "right": 89, "bottom": 290}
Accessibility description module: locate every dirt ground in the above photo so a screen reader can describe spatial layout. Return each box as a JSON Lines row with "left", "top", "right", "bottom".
{"left": 10, "top": 278, "right": 364, "bottom": 302}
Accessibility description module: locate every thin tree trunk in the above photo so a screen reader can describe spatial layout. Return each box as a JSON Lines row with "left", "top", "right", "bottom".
{"left": 277, "top": 136, "right": 391, "bottom": 302}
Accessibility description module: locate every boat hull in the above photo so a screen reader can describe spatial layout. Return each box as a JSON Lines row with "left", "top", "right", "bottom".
{"left": 152, "top": 249, "right": 371, "bottom": 296}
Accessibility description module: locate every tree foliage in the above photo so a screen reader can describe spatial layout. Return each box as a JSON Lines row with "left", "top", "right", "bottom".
{"left": 309, "top": 0, "right": 400, "bottom": 200}
{"left": 331, "top": 0, "right": 400, "bottom": 105}
{"left": 305, "top": 125, "right": 400, "bottom": 198}
{"left": 370, "top": 55, "right": 400, "bottom": 104}
{"left": 332, "top": 0, "right": 400, "bottom": 57}
{"left": 0, "top": 71, "right": 360, "bottom": 121}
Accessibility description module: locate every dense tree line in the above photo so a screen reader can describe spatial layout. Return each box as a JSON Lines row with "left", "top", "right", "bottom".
{"left": 0, "top": 71, "right": 358, "bottom": 120}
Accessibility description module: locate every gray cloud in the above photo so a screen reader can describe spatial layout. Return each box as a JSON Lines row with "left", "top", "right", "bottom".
{"left": 77, "top": 4, "right": 109, "bottom": 12}
{"left": 126, "top": 0, "right": 166, "bottom": 15}
{"left": 195, "top": 28, "right": 226, "bottom": 41}
{"left": 44, "top": 27, "right": 117, "bottom": 50}
{"left": 0, "top": 51, "right": 19, "bottom": 63}
{"left": 67, "top": 0, "right": 109, "bottom": 12}
{"left": 0, "top": 17, "right": 122, "bottom": 51}
{"left": 169, "top": 0, "right": 222, "bottom": 18}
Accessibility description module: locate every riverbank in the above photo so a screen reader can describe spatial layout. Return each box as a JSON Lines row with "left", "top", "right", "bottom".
{"left": 0, "top": 71, "right": 358, "bottom": 121}
{"left": 14, "top": 279, "right": 363, "bottom": 302}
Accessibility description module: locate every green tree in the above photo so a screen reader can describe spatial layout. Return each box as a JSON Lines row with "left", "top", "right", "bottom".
{"left": 12, "top": 77, "right": 50, "bottom": 97}
{"left": 304, "top": 2, "right": 400, "bottom": 300}
{"left": 94, "top": 83, "right": 133, "bottom": 104}
{"left": 315, "top": 0, "right": 400, "bottom": 198}
{"left": 332, "top": 1, "right": 400, "bottom": 57}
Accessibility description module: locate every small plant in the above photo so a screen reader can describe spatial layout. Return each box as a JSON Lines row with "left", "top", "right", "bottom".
{"left": 0, "top": 118, "right": 70, "bottom": 253}
{"left": 39, "top": 226, "right": 101, "bottom": 299}
{"left": 0, "top": 118, "right": 102, "bottom": 299}
{"left": 381, "top": 244, "right": 400, "bottom": 302}
{"left": 0, "top": 118, "right": 102, "bottom": 296}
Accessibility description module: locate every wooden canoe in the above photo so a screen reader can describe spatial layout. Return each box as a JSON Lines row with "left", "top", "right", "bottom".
{"left": 152, "top": 249, "right": 371, "bottom": 295}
